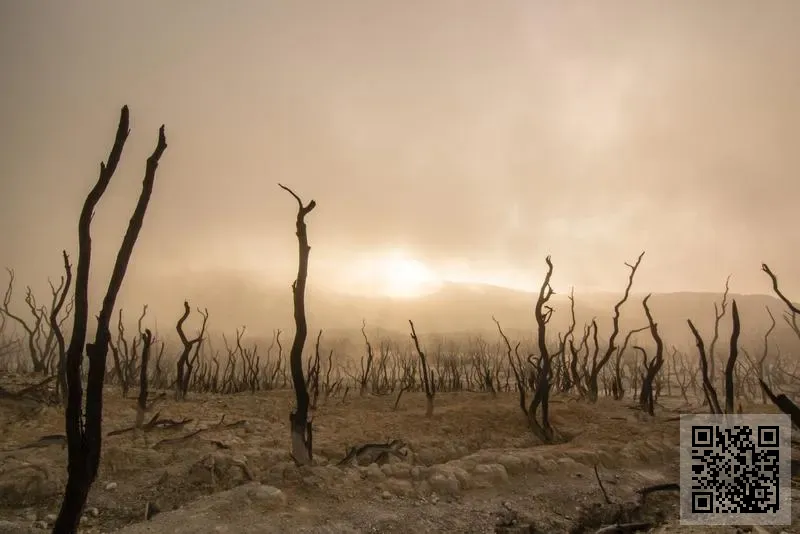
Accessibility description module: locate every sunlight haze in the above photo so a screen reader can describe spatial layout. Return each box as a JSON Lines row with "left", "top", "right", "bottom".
{"left": 1, "top": 0, "right": 799, "bottom": 315}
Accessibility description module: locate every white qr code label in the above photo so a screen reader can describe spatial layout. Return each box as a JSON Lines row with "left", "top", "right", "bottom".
{"left": 680, "top": 414, "right": 791, "bottom": 526}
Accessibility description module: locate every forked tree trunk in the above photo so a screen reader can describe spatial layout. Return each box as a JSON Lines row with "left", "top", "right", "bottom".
{"left": 54, "top": 106, "right": 167, "bottom": 534}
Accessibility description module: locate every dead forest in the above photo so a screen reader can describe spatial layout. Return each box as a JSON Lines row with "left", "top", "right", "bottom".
{"left": 1, "top": 107, "right": 799, "bottom": 534}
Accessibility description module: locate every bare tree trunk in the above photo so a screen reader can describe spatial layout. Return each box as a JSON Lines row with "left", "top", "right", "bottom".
{"left": 50, "top": 252, "right": 72, "bottom": 407}
{"left": 637, "top": 295, "right": 664, "bottom": 416}
{"left": 409, "top": 320, "right": 435, "bottom": 418}
{"left": 280, "top": 184, "right": 316, "bottom": 466}
{"left": 687, "top": 319, "right": 722, "bottom": 414}
{"left": 135, "top": 329, "right": 153, "bottom": 429}
{"left": 724, "top": 300, "right": 740, "bottom": 414}
{"left": 587, "top": 252, "right": 644, "bottom": 402}
{"left": 528, "top": 256, "right": 556, "bottom": 442}
{"left": 55, "top": 106, "right": 167, "bottom": 534}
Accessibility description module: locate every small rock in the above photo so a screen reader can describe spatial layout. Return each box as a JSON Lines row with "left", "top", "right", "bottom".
{"left": 365, "top": 463, "right": 386, "bottom": 482}
{"left": 105, "top": 482, "right": 118, "bottom": 491}
{"left": 244, "top": 483, "right": 287, "bottom": 510}
{"left": 384, "top": 478, "right": 415, "bottom": 497}
{"left": 381, "top": 490, "right": 392, "bottom": 499}
{"left": 87, "top": 507, "right": 100, "bottom": 517}
{"left": 33, "top": 520, "right": 47, "bottom": 529}
{"left": 45, "top": 514, "right": 57, "bottom": 524}
{"left": 472, "top": 463, "right": 509, "bottom": 487}
{"left": 430, "top": 492, "right": 439, "bottom": 504}
{"left": 23, "top": 512, "right": 37, "bottom": 522}
{"left": 428, "top": 472, "right": 460, "bottom": 495}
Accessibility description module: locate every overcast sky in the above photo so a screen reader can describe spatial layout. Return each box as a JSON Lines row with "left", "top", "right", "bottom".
{"left": 1, "top": 0, "right": 799, "bottom": 303}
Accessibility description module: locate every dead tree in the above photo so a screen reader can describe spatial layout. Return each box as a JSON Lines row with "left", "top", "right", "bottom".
{"left": 50, "top": 252, "right": 73, "bottom": 406}
{"left": 707, "top": 276, "right": 731, "bottom": 385}
{"left": 136, "top": 329, "right": 153, "bottom": 429}
{"left": 637, "top": 295, "right": 664, "bottom": 416}
{"left": 528, "top": 256, "right": 557, "bottom": 442}
{"left": 759, "top": 264, "right": 800, "bottom": 425}
{"left": 359, "top": 319, "right": 374, "bottom": 396}
{"left": 280, "top": 183, "right": 316, "bottom": 465}
{"left": 174, "top": 302, "right": 208, "bottom": 401}
{"left": 587, "top": 251, "right": 644, "bottom": 402}
{"left": 109, "top": 309, "right": 134, "bottom": 398}
{"left": 308, "top": 329, "right": 322, "bottom": 409}
{"left": 745, "top": 307, "right": 776, "bottom": 404}
{"left": 612, "top": 325, "right": 648, "bottom": 400}
{"left": 687, "top": 319, "right": 723, "bottom": 414}
{"left": 409, "top": 320, "right": 435, "bottom": 417}
{"left": 762, "top": 264, "right": 800, "bottom": 338}
{"left": 2, "top": 270, "right": 47, "bottom": 373}
{"left": 724, "top": 300, "right": 741, "bottom": 414}
{"left": 54, "top": 106, "right": 167, "bottom": 533}
{"left": 493, "top": 316, "right": 527, "bottom": 414}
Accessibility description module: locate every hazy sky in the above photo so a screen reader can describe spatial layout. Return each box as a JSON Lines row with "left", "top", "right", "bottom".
{"left": 2, "top": 0, "right": 799, "bottom": 303}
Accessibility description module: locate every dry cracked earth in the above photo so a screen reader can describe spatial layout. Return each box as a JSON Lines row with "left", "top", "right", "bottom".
{"left": 1, "top": 379, "right": 798, "bottom": 533}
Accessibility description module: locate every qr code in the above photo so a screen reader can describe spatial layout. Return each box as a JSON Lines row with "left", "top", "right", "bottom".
{"left": 680, "top": 414, "right": 791, "bottom": 526}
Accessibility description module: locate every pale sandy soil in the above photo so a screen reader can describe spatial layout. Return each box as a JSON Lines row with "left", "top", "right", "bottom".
{"left": 0, "top": 379, "right": 797, "bottom": 533}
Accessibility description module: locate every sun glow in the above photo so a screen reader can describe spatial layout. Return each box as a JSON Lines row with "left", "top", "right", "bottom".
{"left": 375, "top": 249, "right": 441, "bottom": 298}
{"left": 341, "top": 248, "right": 442, "bottom": 298}
{"left": 336, "top": 248, "right": 543, "bottom": 298}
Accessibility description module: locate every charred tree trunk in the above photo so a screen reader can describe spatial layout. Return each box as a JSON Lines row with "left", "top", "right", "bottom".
{"left": 54, "top": 106, "right": 166, "bottom": 534}
{"left": 50, "top": 251, "right": 72, "bottom": 407}
{"left": 724, "top": 300, "right": 740, "bottom": 414}
{"left": 135, "top": 329, "right": 153, "bottom": 428}
{"left": 280, "top": 184, "right": 316, "bottom": 466}
{"left": 409, "top": 320, "right": 435, "bottom": 417}
{"left": 637, "top": 295, "right": 664, "bottom": 416}
{"left": 687, "top": 319, "right": 722, "bottom": 414}
{"left": 174, "top": 303, "right": 208, "bottom": 401}
{"left": 587, "top": 252, "right": 644, "bottom": 402}
{"left": 359, "top": 320, "right": 374, "bottom": 396}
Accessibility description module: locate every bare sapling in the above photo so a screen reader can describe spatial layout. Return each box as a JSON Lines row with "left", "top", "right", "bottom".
{"left": 2, "top": 270, "right": 47, "bottom": 373}
{"left": 135, "top": 329, "right": 153, "bottom": 429}
{"left": 174, "top": 302, "right": 209, "bottom": 401}
{"left": 54, "top": 105, "right": 167, "bottom": 533}
{"left": 587, "top": 251, "right": 645, "bottom": 402}
{"left": 493, "top": 316, "right": 527, "bottom": 415}
{"left": 359, "top": 319, "right": 374, "bottom": 396}
{"left": 707, "top": 276, "right": 731, "bottom": 387}
{"left": 50, "top": 251, "right": 73, "bottom": 406}
{"left": 745, "top": 307, "right": 775, "bottom": 404}
{"left": 41, "top": 273, "right": 73, "bottom": 375}
{"left": 762, "top": 263, "right": 800, "bottom": 340}
{"left": 637, "top": 294, "right": 664, "bottom": 416}
{"left": 612, "top": 325, "right": 648, "bottom": 400}
{"left": 109, "top": 309, "right": 133, "bottom": 398}
{"left": 724, "top": 300, "right": 740, "bottom": 414}
{"left": 687, "top": 319, "right": 723, "bottom": 414}
{"left": 759, "top": 263, "right": 800, "bottom": 426}
{"left": 409, "top": 320, "right": 435, "bottom": 417}
{"left": 558, "top": 290, "right": 577, "bottom": 394}
{"left": 279, "top": 183, "right": 316, "bottom": 465}
{"left": 306, "top": 330, "right": 322, "bottom": 409}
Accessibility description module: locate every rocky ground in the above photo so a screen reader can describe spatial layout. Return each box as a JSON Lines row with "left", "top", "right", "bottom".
{"left": 0, "top": 380, "right": 797, "bottom": 533}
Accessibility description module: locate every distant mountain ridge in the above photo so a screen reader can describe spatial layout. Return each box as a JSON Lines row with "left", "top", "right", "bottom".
{"left": 114, "top": 270, "right": 800, "bottom": 353}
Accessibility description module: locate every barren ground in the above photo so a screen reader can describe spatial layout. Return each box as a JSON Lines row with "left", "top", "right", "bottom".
{"left": 0, "top": 378, "right": 797, "bottom": 533}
